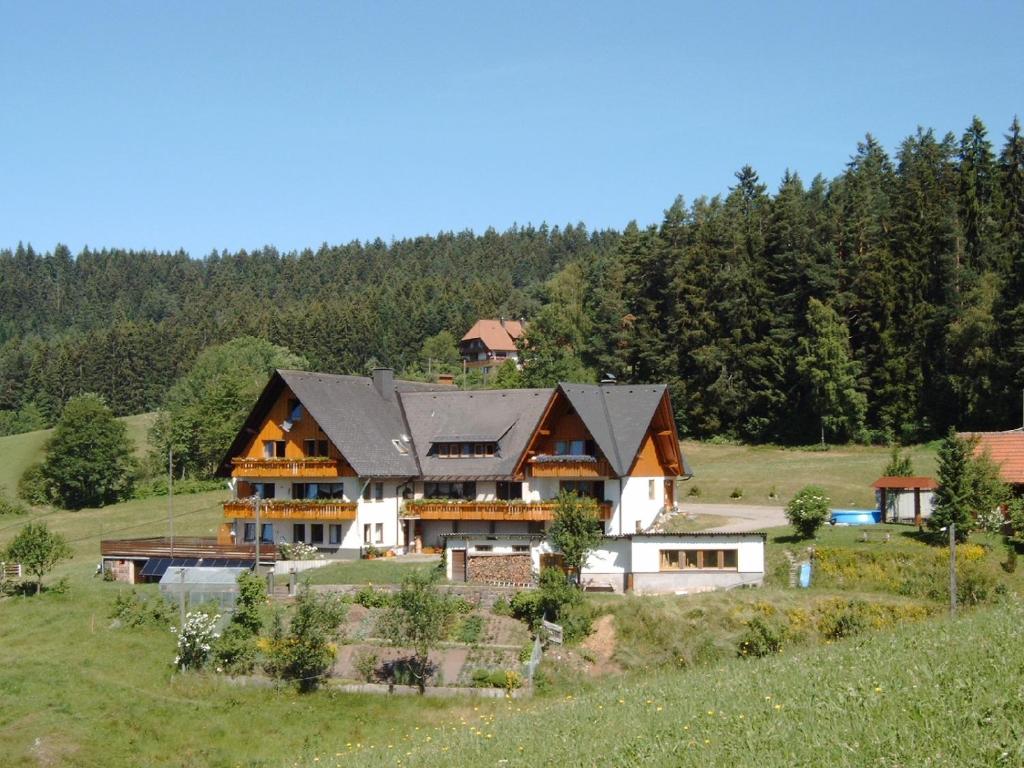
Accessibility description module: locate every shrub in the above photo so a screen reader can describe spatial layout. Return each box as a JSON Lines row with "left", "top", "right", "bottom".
{"left": 730, "top": 487, "right": 743, "bottom": 499}
{"left": 449, "top": 595, "right": 474, "bottom": 614}
{"left": 737, "top": 616, "right": 785, "bottom": 657}
{"left": 1008, "top": 498, "right": 1024, "bottom": 544}
{"left": 518, "top": 641, "right": 534, "bottom": 663}
{"left": 278, "top": 541, "right": 321, "bottom": 561}
{"left": 492, "top": 595, "right": 512, "bottom": 616}
{"left": 171, "top": 611, "right": 221, "bottom": 671}
{"left": 510, "top": 568, "right": 588, "bottom": 639}
{"left": 817, "top": 601, "right": 868, "bottom": 640}
{"left": 560, "top": 603, "right": 595, "bottom": 643}
{"left": 687, "top": 485, "right": 701, "bottom": 498}
{"left": 17, "top": 463, "right": 52, "bottom": 505}
{"left": 213, "top": 623, "right": 257, "bottom": 674}
{"left": 454, "top": 615, "right": 484, "bottom": 644}
{"left": 1003, "top": 544, "right": 1017, "bottom": 574}
{"left": 363, "top": 545, "right": 383, "bottom": 559}
{"left": 954, "top": 563, "right": 997, "bottom": 606}
{"left": 353, "top": 649, "right": 379, "bottom": 682}
{"left": 265, "top": 586, "right": 347, "bottom": 691}
{"left": 785, "top": 485, "right": 831, "bottom": 539}
{"left": 232, "top": 571, "right": 267, "bottom": 635}
{"left": 471, "top": 668, "right": 522, "bottom": 690}
{"left": 354, "top": 585, "right": 392, "bottom": 608}
{"left": 110, "top": 590, "right": 174, "bottom": 627}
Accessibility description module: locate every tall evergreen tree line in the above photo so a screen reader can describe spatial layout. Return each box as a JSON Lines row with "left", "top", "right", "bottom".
{"left": 2, "top": 116, "right": 1023, "bottom": 443}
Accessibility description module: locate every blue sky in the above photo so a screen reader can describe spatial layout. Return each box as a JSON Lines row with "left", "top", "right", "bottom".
{"left": 1, "top": 1, "right": 1021, "bottom": 258}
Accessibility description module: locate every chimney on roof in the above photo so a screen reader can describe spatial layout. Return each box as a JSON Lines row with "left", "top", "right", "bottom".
{"left": 372, "top": 368, "right": 394, "bottom": 400}
{"left": 438, "top": 372, "right": 455, "bottom": 386}
{"left": 600, "top": 373, "right": 618, "bottom": 386}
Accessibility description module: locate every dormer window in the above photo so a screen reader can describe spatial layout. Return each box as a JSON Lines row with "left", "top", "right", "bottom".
{"left": 433, "top": 442, "right": 498, "bottom": 458}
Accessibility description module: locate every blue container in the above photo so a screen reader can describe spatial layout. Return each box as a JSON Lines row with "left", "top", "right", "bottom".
{"left": 830, "top": 508, "right": 882, "bottom": 525}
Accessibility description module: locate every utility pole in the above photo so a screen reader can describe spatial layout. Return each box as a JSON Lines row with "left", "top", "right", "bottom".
{"left": 949, "top": 521, "right": 957, "bottom": 618}
{"left": 254, "top": 495, "right": 262, "bottom": 570}
{"left": 168, "top": 447, "right": 174, "bottom": 557}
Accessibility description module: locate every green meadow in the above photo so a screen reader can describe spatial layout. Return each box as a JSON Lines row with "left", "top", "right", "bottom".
{"left": 681, "top": 440, "right": 940, "bottom": 507}
{"left": 0, "top": 427, "right": 1016, "bottom": 767}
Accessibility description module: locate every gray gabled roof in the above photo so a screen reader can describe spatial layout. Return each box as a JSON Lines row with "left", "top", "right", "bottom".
{"left": 276, "top": 370, "right": 426, "bottom": 477}
{"left": 401, "top": 388, "right": 552, "bottom": 479}
{"left": 558, "top": 383, "right": 668, "bottom": 476}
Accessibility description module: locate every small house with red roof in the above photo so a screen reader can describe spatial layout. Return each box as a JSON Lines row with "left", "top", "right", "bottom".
{"left": 459, "top": 318, "right": 525, "bottom": 375}
{"left": 962, "top": 429, "right": 1024, "bottom": 492}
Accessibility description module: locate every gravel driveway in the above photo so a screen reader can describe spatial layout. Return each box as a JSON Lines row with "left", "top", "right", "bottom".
{"left": 680, "top": 501, "right": 787, "bottom": 532}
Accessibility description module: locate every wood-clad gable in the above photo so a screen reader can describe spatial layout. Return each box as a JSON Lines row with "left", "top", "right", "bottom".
{"left": 628, "top": 390, "right": 684, "bottom": 477}
{"left": 237, "top": 385, "right": 356, "bottom": 476}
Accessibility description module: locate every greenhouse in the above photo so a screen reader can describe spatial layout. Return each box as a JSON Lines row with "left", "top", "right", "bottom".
{"left": 158, "top": 566, "right": 248, "bottom": 612}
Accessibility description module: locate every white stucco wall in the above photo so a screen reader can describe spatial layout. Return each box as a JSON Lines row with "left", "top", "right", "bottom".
{"left": 619, "top": 476, "right": 665, "bottom": 534}
{"left": 629, "top": 535, "right": 765, "bottom": 574}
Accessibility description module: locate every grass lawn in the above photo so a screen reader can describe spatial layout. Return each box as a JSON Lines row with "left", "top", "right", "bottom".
{"left": 0, "top": 563, "right": 499, "bottom": 768}
{"left": 680, "top": 440, "right": 939, "bottom": 507}
{"left": 303, "top": 558, "right": 437, "bottom": 585}
{"left": 0, "top": 412, "right": 157, "bottom": 499}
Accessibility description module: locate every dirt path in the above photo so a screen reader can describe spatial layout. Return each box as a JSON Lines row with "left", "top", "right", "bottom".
{"left": 581, "top": 614, "right": 621, "bottom": 676}
{"left": 680, "top": 501, "right": 787, "bottom": 532}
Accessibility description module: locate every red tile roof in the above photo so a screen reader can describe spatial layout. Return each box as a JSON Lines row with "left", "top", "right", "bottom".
{"left": 872, "top": 476, "right": 937, "bottom": 490}
{"left": 963, "top": 430, "right": 1024, "bottom": 484}
{"left": 460, "top": 319, "right": 524, "bottom": 352}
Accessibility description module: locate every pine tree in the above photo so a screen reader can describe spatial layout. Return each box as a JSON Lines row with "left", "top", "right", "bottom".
{"left": 796, "top": 299, "right": 867, "bottom": 442}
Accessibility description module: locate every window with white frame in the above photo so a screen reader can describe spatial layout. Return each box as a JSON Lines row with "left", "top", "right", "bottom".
{"left": 660, "top": 549, "right": 738, "bottom": 571}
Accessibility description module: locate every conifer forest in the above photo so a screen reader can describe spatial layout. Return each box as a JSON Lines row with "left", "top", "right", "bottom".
{"left": 3, "top": 116, "right": 1023, "bottom": 445}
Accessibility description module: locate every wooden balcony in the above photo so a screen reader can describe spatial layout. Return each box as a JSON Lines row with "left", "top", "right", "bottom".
{"left": 529, "top": 457, "right": 613, "bottom": 478}
{"left": 100, "top": 537, "right": 275, "bottom": 561}
{"left": 231, "top": 457, "right": 343, "bottom": 478}
{"left": 224, "top": 499, "right": 358, "bottom": 521}
{"left": 402, "top": 500, "right": 613, "bottom": 522}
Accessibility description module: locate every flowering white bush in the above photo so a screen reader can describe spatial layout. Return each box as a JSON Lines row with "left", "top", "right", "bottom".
{"left": 785, "top": 485, "right": 831, "bottom": 539}
{"left": 278, "top": 541, "right": 322, "bottom": 560}
{"left": 171, "top": 611, "right": 220, "bottom": 671}
{"left": 976, "top": 506, "right": 1006, "bottom": 535}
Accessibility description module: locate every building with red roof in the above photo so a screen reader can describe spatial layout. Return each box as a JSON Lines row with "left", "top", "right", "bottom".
{"left": 459, "top": 318, "right": 525, "bottom": 374}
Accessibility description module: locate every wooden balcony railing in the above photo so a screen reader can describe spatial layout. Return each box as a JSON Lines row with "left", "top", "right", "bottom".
{"left": 224, "top": 499, "right": 358, "bottom": 521}
{"left": 528, "top": 457, "right": 613, "bottom": 478}
{"left": 100, "top": 537, "right": 275, "bottom": 561}
{"left": 402, "top": 500, "right": 613, "bottom": 522}
{"left": 230, "top": 457, "right": 342, "bottom": 478}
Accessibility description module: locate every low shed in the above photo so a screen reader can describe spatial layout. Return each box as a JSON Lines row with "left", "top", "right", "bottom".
{"left": 872, "top": 476, "right": 937, "bottom": 524}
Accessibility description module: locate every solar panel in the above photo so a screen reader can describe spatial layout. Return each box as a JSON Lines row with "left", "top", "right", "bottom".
{"left": 140, "top": 557, "right": 200, "bottom": 579}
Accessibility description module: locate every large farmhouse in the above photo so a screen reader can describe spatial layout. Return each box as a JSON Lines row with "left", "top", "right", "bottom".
{"left": 217, "top": 368, "right": 690, "bottom": 555}
{"left": 214, "top": 368, "right": 766, "bottom": 594}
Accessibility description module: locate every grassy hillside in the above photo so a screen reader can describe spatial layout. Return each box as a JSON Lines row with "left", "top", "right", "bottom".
{"left": 344, "top": 601, "right": 1024, "bottom": 768}
{"left": 681, "top": 440, "right": 940, "bottom": 507}
{"left": 0, "top": 412, "right": 156, "bottom": 496}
